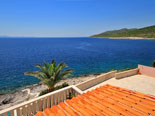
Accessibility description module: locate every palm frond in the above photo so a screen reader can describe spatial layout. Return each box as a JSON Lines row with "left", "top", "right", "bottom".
{"left": 35, "top": 64, "right": 44, "bottom": 71}
{"left": 55, "top": 62, "right": 67, "bottom": 74}
{"left": 55, "top": 69, "right": 73, "bottom": 83}
{"left": 60, "top": 69, "right": 73, "bottom": 77}
{"left": 51, "top": 59, "right": 56, "bottom": 71}
{"left": 24, "top": 71, "right": 47, "bottom": 81}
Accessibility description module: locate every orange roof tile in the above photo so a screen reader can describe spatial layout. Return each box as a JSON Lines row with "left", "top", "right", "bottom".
{"left": 35, "top": 84, "right": 155, "bottom": 116}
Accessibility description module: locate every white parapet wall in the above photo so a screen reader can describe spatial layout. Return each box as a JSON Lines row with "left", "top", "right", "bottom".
{"left": 115, "top": 68, "right": 139, "bottom": 79}
{"left": 138, "top": 64, "right": 155, "bottom": 77}
{"left": 75, "top": 70, "right": 117, "bottom": 91}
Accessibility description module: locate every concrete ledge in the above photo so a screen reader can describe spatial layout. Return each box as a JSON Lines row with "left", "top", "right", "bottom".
{"left": 76, "top": 70, "right": 117, "bottom": 91}
{"left": 115, "top": 68, "right": 139, "bottom": 79}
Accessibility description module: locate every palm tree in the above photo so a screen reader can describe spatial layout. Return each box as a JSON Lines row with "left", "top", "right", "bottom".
{"left": 24, "top": 60, "right": 73, "bottom": 92}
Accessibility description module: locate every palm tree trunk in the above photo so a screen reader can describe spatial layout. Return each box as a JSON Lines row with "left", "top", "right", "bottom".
{"left": 48, "top": 86, "right": 54, "bottom": 92}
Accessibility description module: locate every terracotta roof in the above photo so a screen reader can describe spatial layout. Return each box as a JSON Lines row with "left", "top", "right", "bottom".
{"left": 35, "top": 84, "right": 155, "bottom": 116}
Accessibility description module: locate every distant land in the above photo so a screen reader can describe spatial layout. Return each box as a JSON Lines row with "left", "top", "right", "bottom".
{"left": 91, "top": 25, "right": 155, "bottom": 39}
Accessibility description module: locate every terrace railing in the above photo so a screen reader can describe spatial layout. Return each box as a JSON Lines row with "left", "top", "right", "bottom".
{"left": 0, "top": 85, "right": 83, "bottom": 116}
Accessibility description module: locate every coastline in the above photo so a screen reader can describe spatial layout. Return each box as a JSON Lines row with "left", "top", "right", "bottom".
{"left": 91, "top": 37, "right": 155, "bottom": 40}
{"left": 0, "top": 73, "right": 102, "bottom": 110}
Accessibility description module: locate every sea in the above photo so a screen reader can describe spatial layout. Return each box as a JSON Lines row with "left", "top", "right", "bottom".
{"left": 0, "top": 37, "right": 155, "bottom": 93}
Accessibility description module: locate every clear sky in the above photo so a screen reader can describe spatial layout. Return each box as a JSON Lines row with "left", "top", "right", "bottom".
{"left": 0, "top": 0, "right": 155, "bottom": 37}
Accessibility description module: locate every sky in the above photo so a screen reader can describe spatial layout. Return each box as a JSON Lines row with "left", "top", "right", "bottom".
{"left": 0, "top": 0, "right": 155, "bottom": 37}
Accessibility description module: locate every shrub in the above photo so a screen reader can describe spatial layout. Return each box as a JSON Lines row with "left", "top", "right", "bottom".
{"left": 118, "top": 67, "right": 136, "bottom": 72}
{"left": 153, "top": 60, "right": 155, "bottom": 67}
{"left": 39, "top": 89, "right": 49, "bottom": 96}
{"left": 54, "top": 82, "right": 69, "bottom": 90}
{"left": 39, "top": 82, "right": 69, "bottom": 96}
{"left": 67, "top": 92, "right": 74, "bottom": 99}
{"left": 110, "top": 69, "right": 114, "bottom": 71}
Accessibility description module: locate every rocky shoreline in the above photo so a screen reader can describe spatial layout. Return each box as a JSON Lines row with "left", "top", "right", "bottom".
{"left": 92, "top": 37, "right": 155, "bottom": 40}
{"left": 0, "top": 73, "right": 101, "bottom": 110}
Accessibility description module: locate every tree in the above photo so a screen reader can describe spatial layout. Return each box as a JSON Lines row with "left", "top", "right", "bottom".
{"left": 153, "top": 60, "right": 155, "bottom": 67}
{"left": 24, "top": 60, "right": 73, "bottom": 92}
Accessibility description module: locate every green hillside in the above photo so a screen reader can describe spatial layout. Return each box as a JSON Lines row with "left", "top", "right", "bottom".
{"left": 91, "top": 25, "right": 155, "bottom": 38}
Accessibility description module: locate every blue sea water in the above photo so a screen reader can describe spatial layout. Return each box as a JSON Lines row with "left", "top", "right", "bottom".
{"left": 0, "top": 37, "right": 155, "bottom": 93}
